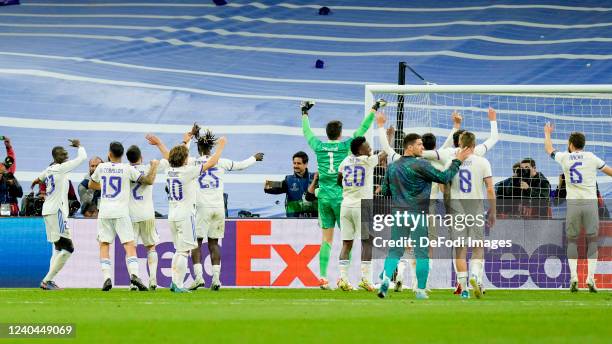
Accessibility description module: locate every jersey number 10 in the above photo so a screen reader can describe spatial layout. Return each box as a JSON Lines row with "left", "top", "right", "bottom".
{"left": 167, "top": 179, "right": 184, "bottom": 201}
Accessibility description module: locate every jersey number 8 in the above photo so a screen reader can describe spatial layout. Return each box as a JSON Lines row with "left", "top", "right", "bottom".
{"left": 459, "top": 169, "right": 472, "bottom": 193}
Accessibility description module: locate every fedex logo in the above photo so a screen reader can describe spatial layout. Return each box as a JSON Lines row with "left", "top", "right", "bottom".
{"left": 235, "top": 220, "right": 320, "bottom": 287}
{"left": 115, "top": 220, "right": 321, "bottom": 287}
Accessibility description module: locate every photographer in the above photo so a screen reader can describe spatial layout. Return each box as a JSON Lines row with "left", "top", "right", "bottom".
{"left": 496, "top": 159, "right": 550, "bottom": 217}
{"left": 518, "top": 158, "right": 551, "bottom": 218}
{"left": 0, "top": 169, "right": 23, "bottom": 216}
{"left": 264, "top": 151, "right": 317, "bottom": 218}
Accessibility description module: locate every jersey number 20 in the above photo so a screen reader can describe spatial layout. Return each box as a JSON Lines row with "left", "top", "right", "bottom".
{"left": 343, "top": 165, "right": 366, "bottom": 187}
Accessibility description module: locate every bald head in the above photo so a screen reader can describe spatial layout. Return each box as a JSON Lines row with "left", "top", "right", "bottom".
{"left": 89, "top": 156, "right": 103, "bottom": 175}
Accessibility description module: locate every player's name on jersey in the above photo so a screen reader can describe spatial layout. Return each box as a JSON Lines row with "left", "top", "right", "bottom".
{"left": 373, "top": 236, "right": 513, "bottom": 250}
{"left": 101, "top": 167, "right": 125, "bottom": 173}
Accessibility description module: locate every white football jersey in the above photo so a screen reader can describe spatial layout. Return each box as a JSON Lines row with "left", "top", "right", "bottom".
{"left": 450, "top": 154, "right": 492, "bottom": 200}
{"left": 188, "top": 155, "right": 256, "bottom": 208}
{"left": 128, "top": 163, "right": 155, "bottom": 222}
{"left": 39, "top": 146, "right": 87, "bottom": 216}
{"left": 339, "top": 154, "right": 379, "bottom": 208}
{"left": 91, "top": 162, "right": 142, "bottom": 219}
{"left": 553, "top": 150, "right": 606, "bottom": 199}
{"left": 159, "top": 159, "right": 201, "bottom": 221}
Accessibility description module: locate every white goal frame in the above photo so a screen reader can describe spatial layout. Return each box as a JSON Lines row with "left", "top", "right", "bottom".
{"left": 363, "top": 84, "right": 612, "bottom": 144}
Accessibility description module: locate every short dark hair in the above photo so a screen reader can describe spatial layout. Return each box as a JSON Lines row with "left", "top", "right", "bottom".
{"left": 126, "top": 145, "right": 141, "bottom": 164}
{"left": 403, "top": 133, "right": 421, "bottom": 148}
{"left": 168, "top": 145, "right": 189, "bottom": 168}
{"left": 453, "top": 129, "right": 466, "bottom": 148}
{"left": 512, "top": 162, "right": 521, "bottom": 174}
{"left": 51, "top": 146, "right": 64, "bottom": 160}
{"left": 422, "top": 133, "right": 436, "bottom": 150}
{"left": 292, "top": 151, "right": 308, "bottom": 164}
{"left": 521, "top": 158, "right": 536, "bottom": 168}
{"left": 326, "top": 120, "right": 342, "bottom": 140}
{"left": 568, "top": 132, "right": 585, "bottom": 150}
{"left": 109, "top": 141, "right": 124, "bottom": 159}
{"left": 350, "top": 136, "right": 366, "bottom": 155}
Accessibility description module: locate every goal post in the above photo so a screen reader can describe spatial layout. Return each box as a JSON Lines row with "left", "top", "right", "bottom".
{"left": 363, "top": 84, "right": 612, "bottom": 289}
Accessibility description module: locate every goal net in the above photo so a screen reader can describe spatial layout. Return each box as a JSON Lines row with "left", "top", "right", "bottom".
{"left": 364, "top": 84, "right": 612, "bottom": 289}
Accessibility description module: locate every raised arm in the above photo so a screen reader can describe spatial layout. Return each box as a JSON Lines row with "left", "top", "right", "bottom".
{"left": 200, "top": 137, "right": 227, "bottom": 172}
{"left": 544, "top": 123, "right": 555, "bottom": 155}
{"left": 354, "top": 99, "right": 386, "bottom": 137}
{"left": 226, "top": 153, "right": 262, "bottom": 171}
{"left": 146, "top": 134, "right": 170, "bottom": 160}
{"left": 475, "top": 107, "right": 499, "bottom": 156}
{"left": 441, "top": 111, "right": 462, "bottom": 149}
{"left": 138, "top": 160, "right": 159, "bottom": 185}
{"left": 58, "top": 140, "right": 87, "bottom": 173}
{"left": 376, "top": 112, "right": 401, "bottom": 162}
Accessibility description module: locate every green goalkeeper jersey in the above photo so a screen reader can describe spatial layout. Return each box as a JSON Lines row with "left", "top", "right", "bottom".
{"left": 302, "top": 112, "right": 375, "bottom": 200}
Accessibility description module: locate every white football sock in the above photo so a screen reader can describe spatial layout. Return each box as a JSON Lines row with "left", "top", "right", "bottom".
{"left": 471, "top": 259, "right": 484, "bottom": 283}
{"left": 360, "top": 261, "right": 372, "bottom": 283}
{"left": 397, "top": 258, "right": 408, "bottom": 282}
{"left": 457, "top": 271, "right": 468, "bottom": 291}
{"left": 126, "top": 256, "right": 139, "bottom": 278}
{"left": 339, "top": 260, "right": 349, "bottom": 281}
{"left": 174, "top": 252, "right": 188, "bottom": 289}
{"left": 212, "top": 264, "right": 221, "bottom": 284}
{"left": 568, "top": 259, "right": 578, "bottom": 281}
{"left": 171, "top": 254, "right": 178, "bottom": 286}
{"left": 193, "top": 263, "right": 203, "bottom": 282}
{"left": 43, "top": 249, "right": 59, "bottom": 282}
{"left": 100, "top": 258, "right": 112, "bottom": 280}
{"left": 44, "top": 250, "right": 71, "bottom": 282}
{"left": 587, "top": 258, "right": 597, "bottom": 281}
{"left": 147, "top": 251, "right": 158, "bottom": 285}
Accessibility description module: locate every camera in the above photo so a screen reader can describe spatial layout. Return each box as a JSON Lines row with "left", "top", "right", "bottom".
{"left": 518, "top": 167, "right": 531, "bottom": 179}
{"left": 20, "top": 192, "right": 44, "bottom": 216}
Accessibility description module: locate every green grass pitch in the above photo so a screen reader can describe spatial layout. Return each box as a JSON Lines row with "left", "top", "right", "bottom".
{"left": 1, "top": 288, "right": 611, "bottom": 343}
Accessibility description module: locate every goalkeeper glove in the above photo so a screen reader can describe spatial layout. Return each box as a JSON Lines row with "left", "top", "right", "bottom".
{"left": 372, "top": 98, "right": 387, "bottom": 111}
{"left": 301, "top": 101, "right": 315, "bottom": 115}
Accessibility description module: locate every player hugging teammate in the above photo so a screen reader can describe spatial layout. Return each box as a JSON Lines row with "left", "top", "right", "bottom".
{"left": 368, "top": 107, "right": 497, "bottom": 299}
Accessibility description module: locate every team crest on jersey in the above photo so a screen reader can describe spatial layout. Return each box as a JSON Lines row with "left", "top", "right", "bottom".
{"left": 290, "top": 183, "right": 300, "bottom": 192}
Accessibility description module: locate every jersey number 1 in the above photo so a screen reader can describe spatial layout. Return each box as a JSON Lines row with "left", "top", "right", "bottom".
{"left": 327, "top": 152, "right": 335, "bottom": 173}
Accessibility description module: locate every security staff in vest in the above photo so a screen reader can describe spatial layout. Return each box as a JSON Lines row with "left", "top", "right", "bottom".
{"left": 264, "top": 151, "right": 318, "bottom": 218}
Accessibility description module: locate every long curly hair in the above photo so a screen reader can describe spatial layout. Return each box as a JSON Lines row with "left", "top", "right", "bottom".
{"left": 196, "top": 129, "right": 218, "bottom": 156}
